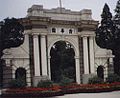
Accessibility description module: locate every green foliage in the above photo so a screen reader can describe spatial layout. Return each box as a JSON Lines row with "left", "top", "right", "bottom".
{"left": 114, "top": 0, "right": 120, "bottom": 23}
{"left": 0, "top": 18, "right": 24, "bottom": 88}
{"left": 60, "top": 76, "right": 73, "bottom": 86}
{"left": 0, "top": 18, "right": 24, "bottom": 49}
{"left": 95, "top": 3, "right": 115, "bottom": 50}
{"left": 106, "top": 74, "right": 120, "bottom": 83}
{"left": 9, "top": 78, "right": 27, "bottom": 88}
{"left": 95, "top": 1, "right": 120, "bottom": 75}
{"left": 37, "top": 80, "right": 53, "bottom": 88}
{"left": 115, "top": 0, "right": 120, "bottom": 12}
{"left": 88, "top": 76, "right": 104, "bottom": 84}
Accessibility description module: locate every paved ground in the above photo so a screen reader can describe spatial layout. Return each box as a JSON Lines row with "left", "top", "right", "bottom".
{"left": 48, "top": 91, "right": 120, "bottom": 98}
{"left": 1, "top": 89, "right": 120, "bottom": 98}
{"left": 64, "top": 91, "right": 120, "bottom": 98}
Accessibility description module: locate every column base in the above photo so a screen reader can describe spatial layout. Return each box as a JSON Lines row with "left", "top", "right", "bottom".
{"left": 33, "top": 76, "right": 49, "bottom": 87}
{"left": 82, "top": 74, "right": 95, "bottom": 84}
{"left": 0, "top": 89, "right": 2, "bottom": 95}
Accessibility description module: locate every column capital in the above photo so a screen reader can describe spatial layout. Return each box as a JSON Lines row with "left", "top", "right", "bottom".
{"left": 82, "top": 36, "right": 88, "bottom": 38}
{"left": 89, "top": 36, "right": 95, "bottom": 39}
{"left": 32, "top": 33, "right": 39, "bottom": 36}
{"left": 33, "top": 34, "right": 39, "bottom": 38}
{"left": 40, "top": 33, "right": 47, "bottom": 36}
{"left": 81, "top": 35, "right": 95, "bottom": 38}
{"left": 74, "top": 56, "right": 79, "bottom": 59}
{"left": 41, "top": 35, "right": 46, "bottom": 38}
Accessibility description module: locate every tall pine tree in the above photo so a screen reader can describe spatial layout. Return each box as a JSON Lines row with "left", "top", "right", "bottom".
{"left": 114, "top": 0, "right": 120, "bottom": 28}
{"left": 95, "top": 3, "right": 116, "bottom": 50}
{"left": 113, "top": 0, "right": 120, "bottom": 75}
{"left": 95, "top": 2, "right": 120, "bottom": 75}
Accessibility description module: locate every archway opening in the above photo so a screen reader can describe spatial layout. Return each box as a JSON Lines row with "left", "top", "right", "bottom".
{"left": 97, "top": 65, "right": 104, "bottom": 79}
{"left": 50, "top": 41, "right": 76, "bottom": 83}
{"left": 15, "top": 68, "right": 26, "bottom": 83}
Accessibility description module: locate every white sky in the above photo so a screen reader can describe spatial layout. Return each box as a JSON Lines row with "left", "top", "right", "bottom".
{"left": 0, "top": 0, "right": 118, "bottom": 21}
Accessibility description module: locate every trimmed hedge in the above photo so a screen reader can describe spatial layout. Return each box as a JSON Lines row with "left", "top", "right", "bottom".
{"left": 2, "top": 82, "right": 120, "bottom": 98}
{"left": 106, "top": 74, "right": 120, "bottom": 83}
{"left": 88, "top": 76, "right": 104, "bottom": 84}
{"left": 37, "top": 80, "right": 53, "bottom": 88}
{"left": 9, "top": 79, "right": 26, "bottom": 88}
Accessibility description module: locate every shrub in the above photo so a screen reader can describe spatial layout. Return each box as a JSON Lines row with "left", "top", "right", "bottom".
{"left": 37, "top": 80, "right": 53, "bottom": 88}
{"left": 60, "top": 76, "right": 73, "bottom": 86}
{"left": 88, "top": 76, "right": 104, "bottom": 84}
{"left": 9, "top": 78, "right": 26, "bottom": 88}
{"left": 106, "top": 74, "right": 120, "bottom": 83}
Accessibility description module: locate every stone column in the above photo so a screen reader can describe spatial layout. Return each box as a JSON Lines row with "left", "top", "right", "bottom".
{"left": 33, "top": 34, "right": 40, "bottom": 76}
{"left": 109, "top": 58, "right": 113, "bottom": 65}
{"left": 5, "top": 59, "right": 11, "bottom": 67}
{"left": 109, "top": 57, "right": 114, "bottom": 74}
{"left": 89, "top": 36, "right": 95, "bottom": 73}
{"left": 75, "top": 56, "right": 81, "bottom": 84}
{"left": 41, "top": 35, "right": 48, "bottom": 76}
{"left": 48, "top": 56, "right": 51, "bottom": 79}
{"left": 104, "top": 66, "right": 108, "bottom": 81}
{"left": 83, "top": 36, "right": 89, "bottom": 74}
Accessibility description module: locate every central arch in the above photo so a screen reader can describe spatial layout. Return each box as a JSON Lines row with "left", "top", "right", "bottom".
{"left": 48, "top": 38, "right": 80, "bottom": 83}
{"left": 50, "top": 41, "right": 76, "bottom": 83}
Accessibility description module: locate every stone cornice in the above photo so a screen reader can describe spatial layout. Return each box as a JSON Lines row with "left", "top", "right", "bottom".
{"left": 77, "top": 20, "right": 99, "bottom": 31}
{"left": 20, "top": 16, "right": 98, "bottom": 31}
{"left": 49, "top": 19, "right": 76, "bottom": 25}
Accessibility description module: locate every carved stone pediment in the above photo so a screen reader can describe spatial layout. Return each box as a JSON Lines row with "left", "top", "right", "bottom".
{"left": 3, "top": 49, "right": 12, "bottom": 55}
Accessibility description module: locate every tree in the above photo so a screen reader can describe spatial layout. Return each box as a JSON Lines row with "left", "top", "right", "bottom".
{"left": 114, "top": 0, "right": 120, "bottom": 28}
{"left": 95, "top": 4, "right": 116, "bottom": 50}
{"left": 113, "top": 0, "right": 120, "bottom": 75}
{"left": 0, "top": 18, "right": 24, "bottom": 88}
{"left": 95, "top": 2, "right": 120, "bottom": 75}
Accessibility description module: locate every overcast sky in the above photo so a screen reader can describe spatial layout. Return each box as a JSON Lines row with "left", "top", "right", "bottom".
{"left": 0, "top": 0, "right": 118, "bottom": 21}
